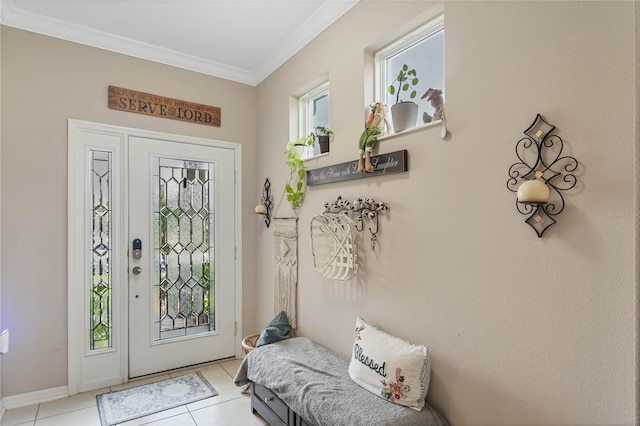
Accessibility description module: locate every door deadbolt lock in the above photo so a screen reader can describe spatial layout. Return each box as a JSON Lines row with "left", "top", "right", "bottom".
{"left": 132, "top": 239, "right": 142, "bottom": 260}
{"left": 132, "top": 266, "right": 142, "bottom": 275}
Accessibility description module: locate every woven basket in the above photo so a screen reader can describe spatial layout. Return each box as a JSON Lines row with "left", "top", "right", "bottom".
{"left": 310, "top": 213, "right": 357, "bottom": 280}
{"left": 241, "top": 333, "right": 260, "bottom": 354}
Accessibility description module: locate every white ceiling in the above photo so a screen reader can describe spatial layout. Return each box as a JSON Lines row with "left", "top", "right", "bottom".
{"left": 0, "top": 0, "right": 358, "bottom": 86}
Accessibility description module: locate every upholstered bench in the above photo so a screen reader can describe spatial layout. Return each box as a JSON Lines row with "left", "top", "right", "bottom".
{"left": 233, "top": 336, "right": 447, "bottom": 426}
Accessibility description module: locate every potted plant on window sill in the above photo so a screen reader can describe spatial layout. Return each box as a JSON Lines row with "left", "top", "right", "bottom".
{"left": 314, "top": 126, "right": 333, "bottom": 154}
{"left": 388, "top": 64, "right": 420, "bottom": 133}
{"left": 284, "top": 133, "right": 314, "bottom": 209}
{"left": 290, "top": 132, "right": 315, "bottom": 158}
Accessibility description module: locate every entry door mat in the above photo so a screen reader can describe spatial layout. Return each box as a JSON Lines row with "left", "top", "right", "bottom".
{"left": 96, "top": 372, "right": 218, "bottom": 425}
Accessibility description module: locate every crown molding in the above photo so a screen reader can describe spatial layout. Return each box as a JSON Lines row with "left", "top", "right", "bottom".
{"left": 0, "top": 1, "right": 256, "bottom": 85}
{"left": 0, "top": 0, "right": 359, "bottom": 86}
{"left": 252, "top": 0, "right": 359, "bottom": 85}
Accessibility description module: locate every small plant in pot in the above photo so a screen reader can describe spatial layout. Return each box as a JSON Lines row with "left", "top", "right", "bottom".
{"left": 387, "top": 64, "right": 420, "bottom": 133}
{"left": 314, "top": 126, "right": 333, "bottom": 154}
{"left": 290, "top": 131, "right": 315, "bottom": 158}
{"left": 284, "top": 133, "right": 314, "bottom": 209}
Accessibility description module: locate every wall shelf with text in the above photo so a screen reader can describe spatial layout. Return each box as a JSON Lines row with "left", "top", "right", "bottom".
{"left": 306, "top": 150, "right": 408, "bottom": 186}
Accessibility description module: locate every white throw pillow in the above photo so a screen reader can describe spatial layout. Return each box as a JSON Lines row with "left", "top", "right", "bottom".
{"left": 347, "top": 316, "right": 431, "bottom": 411}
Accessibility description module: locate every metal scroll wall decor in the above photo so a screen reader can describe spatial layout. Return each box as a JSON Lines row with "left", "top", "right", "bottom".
{"left": 254, "top": 178, "right": 274, "bottom": 227}
{"left": 506, "top": 114, "right": 579, "bottom": 237}
{"left": 323, "top": 196, "right": 388, "bottom": 251}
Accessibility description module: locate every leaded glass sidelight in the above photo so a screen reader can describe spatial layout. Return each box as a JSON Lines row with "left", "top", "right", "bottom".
{"left": 154, "top": 158, "right": 215, "bottom": 340}
{"left": 90, "top": 150, "right": 112, "bottom": 350}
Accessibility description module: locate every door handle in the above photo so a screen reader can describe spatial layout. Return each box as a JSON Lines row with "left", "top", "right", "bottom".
{"left": 132, "top": 267, "right": 142, "bottom": 275}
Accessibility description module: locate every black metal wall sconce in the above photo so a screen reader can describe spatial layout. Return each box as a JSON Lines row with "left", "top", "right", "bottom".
{"left": 506, "top": 114, "right": 579, "bottom": 237}
{"left": 255, "top": 178, "right": 273, "bottom": 227}
{"left": 323, "top": 196, "right": 388, "bottom": 251}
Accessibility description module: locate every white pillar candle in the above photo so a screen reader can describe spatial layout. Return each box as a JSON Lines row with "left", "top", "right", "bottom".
{"left": 254, "top": 204, "right": 267, "bottom": 214}
{"left": 517, "top": 179, "right": 550, "bottom": 202}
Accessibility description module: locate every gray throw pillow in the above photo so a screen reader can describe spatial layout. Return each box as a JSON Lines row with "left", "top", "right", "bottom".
{"left": 256, "top": 311, "right": 292, "bottom": 348}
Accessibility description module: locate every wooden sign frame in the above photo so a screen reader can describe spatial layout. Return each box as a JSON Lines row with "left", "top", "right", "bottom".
{"left": 108, "top": 86, "right": 221, "bottom": 127}
{"left": 307, "top": 150, "right": 408, "bottom": 186}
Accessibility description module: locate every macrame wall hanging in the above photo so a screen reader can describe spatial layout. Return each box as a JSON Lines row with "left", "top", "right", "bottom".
{"left": 272, "top": 217, "right": 298, "bottom": 328}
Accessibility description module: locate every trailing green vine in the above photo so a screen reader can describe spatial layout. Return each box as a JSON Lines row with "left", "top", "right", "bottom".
{"left": 284, "top": 133, "right": 314, "bottom": 209}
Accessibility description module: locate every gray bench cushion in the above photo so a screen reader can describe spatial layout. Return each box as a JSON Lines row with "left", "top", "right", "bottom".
{"left": 234, "top": 337, "right": 448, "bottom": 426}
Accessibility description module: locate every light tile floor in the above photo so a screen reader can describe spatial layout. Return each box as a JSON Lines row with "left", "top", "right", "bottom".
{"left": 1, "top": 359, "right": 267, "bottom": 426}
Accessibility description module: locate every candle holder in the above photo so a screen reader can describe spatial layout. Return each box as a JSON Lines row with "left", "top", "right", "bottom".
{"left": 506, "top": 114, "right": 579, "bottom": 237}
{"left": 255, "top": 178, "right": 273, "bottom": 228}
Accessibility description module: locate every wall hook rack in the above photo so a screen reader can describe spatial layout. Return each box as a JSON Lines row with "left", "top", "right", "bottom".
{"left": 506, "top": 114, "right": 579, "bottom": 237}
{"left": 323, "top": 196, "right": 388, "bottom": 251}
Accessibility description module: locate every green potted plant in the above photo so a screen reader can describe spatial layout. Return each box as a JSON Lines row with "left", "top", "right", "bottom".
{"left": 290, "top": 131, "right": 315, "bottom": 158}
{"left": 284, "top": 133, "right": 314, "bottom": 209}
{"left": 314, "top": 126, "right": 333, "bottom": 154}
{"left": 387, "top": 64, "right": 420, "bottom": 132}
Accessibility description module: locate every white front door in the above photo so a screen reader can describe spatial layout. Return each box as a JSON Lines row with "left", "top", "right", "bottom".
{"left": 68, "top": 121, "right": 241, "bottom": 393}
{"left": 128, "top": 136, "right": 236, "bottom": 378}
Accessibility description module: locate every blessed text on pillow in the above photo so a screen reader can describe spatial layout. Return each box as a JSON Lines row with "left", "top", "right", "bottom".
{"left": 347, "top": 316, "right": 431, "bottom": 411}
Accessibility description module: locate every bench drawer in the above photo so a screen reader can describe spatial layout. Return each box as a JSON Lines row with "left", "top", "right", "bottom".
{"left": 253, "top": 383, "right": 290, "bottom": 425}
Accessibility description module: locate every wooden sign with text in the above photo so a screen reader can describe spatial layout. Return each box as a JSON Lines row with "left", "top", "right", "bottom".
{"left": 307, "top": 150, "right": 408, "bottom": 186}
{"left": 108, "top": 86, "right": 221, "bottom": 127}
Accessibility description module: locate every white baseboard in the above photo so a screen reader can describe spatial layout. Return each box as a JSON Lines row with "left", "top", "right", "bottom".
{"left": 3, "top": 386, "right": 68, "bottom": 409}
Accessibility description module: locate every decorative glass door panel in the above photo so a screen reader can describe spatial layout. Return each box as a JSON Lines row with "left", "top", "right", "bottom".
{"left": 128, "top": 136, "right": 235, "bottom": 378}
{"left": 154, "top": 158, "right": 215, "bottom": 340}
{"left": 90, "top": 150, "right": 113, "bottom": 350}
